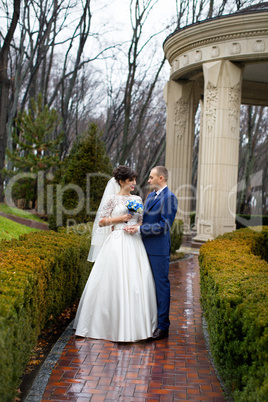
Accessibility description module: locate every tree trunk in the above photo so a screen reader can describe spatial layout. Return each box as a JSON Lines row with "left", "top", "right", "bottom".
{"left": 0, "top": 0, "right": 20, "bottom": 202}
{"left": 239, "top": 105, "right": 253, "bottom": 214}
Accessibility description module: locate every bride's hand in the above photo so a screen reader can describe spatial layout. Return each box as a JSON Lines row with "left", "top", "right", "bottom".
{"left": 121, "top": 213, "right": 132, "bottom": 222}
{"left": 124, "top": 225, "right": 139, "bottom": 234}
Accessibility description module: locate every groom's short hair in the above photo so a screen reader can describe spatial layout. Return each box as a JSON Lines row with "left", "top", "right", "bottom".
{"left": 154, "top": 166, "right": 168, "bottom": 182}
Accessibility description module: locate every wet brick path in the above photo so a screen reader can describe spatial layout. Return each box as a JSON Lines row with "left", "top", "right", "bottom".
{"left": 41, "top": 256, "right": 226, "bottom": 401}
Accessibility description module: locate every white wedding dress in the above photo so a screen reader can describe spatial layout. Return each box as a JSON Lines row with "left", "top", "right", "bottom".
{"left": 73, "top": 194, "right": 157, "bottom": 342}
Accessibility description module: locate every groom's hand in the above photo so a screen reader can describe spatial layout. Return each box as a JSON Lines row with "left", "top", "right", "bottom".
{"left": 124, "top": 225, "right": 139, "bottom": 234}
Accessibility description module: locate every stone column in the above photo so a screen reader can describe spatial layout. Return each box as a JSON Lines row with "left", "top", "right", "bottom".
{"left": 194, "top": 60, "right": 243, "bottom": 242}
{"left": 164, "top": 80, "right": 200, "bottom": 234}
{"left": 193, "top": 97, "right": 204, "bottom": 232}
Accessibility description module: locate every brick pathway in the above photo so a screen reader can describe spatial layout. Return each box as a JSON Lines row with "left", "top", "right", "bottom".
{"left": 41, "top": 256, "right": 226, "bottom": 401}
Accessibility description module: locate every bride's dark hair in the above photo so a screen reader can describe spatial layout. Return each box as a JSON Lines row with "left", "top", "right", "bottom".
{"left": 113, "top": 165, "right": 137, "bottom": 185}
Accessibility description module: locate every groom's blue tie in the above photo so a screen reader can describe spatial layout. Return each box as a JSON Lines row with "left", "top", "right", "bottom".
{"left": 148, "top": 192, "right": 157, "bottom": 207}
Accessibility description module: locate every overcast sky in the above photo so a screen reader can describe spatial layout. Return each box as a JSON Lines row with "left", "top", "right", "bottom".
{"left": 87, "top": 0, "right": 178, "bottom": 91}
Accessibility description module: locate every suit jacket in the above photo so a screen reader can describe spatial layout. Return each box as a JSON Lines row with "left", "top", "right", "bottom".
{"left": 141, "top": 187, "right": 178, "bottom": 256}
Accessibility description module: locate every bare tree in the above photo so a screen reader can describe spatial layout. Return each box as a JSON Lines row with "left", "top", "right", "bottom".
{"left": 101, "top": 0, "right": 170, "bottom": 191}
{"left": 4, "top": 0, "right": 108, "bottom": 166}
{"left": 0, "top": 0, "right": 20, "bottom": 201}
{"left": 175, "top": 0, "right": 259, "bottom": 26}
{"left": 237, "top": 106, "right": 268, "bottom": 215}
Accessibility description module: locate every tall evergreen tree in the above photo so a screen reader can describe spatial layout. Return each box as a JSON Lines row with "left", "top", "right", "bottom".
{"left": 5, "top": 94, "right": 62, "bottom": 208}
{"left": 48, "top": 123, "right": 113, "bottom": 229}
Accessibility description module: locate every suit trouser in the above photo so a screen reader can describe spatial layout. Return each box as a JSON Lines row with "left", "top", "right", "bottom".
{"left": 147, "top": 254, "right": 170, "bottom": 331}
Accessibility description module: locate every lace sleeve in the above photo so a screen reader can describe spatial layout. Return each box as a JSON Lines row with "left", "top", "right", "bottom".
{"left": 99, "top": 195, "right": 115, "bottom": 219}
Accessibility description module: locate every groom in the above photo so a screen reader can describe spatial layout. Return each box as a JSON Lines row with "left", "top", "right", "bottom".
{"left": 126, "top": 166, "right": 178, "bottom": 340}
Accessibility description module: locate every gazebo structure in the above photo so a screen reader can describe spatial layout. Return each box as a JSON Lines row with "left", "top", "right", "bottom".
{"left": 163, "top": 4, "right": 268, "bottom": 242}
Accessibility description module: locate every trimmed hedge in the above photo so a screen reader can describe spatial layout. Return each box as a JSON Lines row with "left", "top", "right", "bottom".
{"left": 0, "top": 230, "right": 91, "bottom": 401}
{"left": 199, "top": 227, "right": 268, "bottom": 401}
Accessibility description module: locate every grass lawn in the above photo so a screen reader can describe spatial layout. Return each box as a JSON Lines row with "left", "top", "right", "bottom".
{"left": 0, "top": 203, "right": 44, "bottom": 223}
{"left": 0, "top": 215, "right": 40, "bottom": 240}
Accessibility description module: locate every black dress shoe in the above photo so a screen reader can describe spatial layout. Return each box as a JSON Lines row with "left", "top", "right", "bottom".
{"left": 152, "top": 328, "right": 169, "bottom": 340}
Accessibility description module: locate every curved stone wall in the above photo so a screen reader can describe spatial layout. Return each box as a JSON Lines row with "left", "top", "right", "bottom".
{"left": 164, "top": 12, "right": 268, "bottom": 81}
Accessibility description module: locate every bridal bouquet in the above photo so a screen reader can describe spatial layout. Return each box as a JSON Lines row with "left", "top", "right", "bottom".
{"left": 126, "top": 200, "right": 143, "bottom": 215}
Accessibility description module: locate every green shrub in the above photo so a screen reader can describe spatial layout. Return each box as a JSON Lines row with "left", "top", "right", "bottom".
{"left": 219, "top": 226, "right": 268, "bottom": 263}
{"left": 0, "top": 230, "right": 92, "bottom": 401}
{"left": 48, "top": 123, "right": 112, "bottom": 230}
{"left": 170, "top": 219, "right": 183, "bottom": 254}
{"left": 236, "top": 214, "right": 268, "bottom": 229}
{"left": 190, "top": 211, "right": 196, "bottom": 228}
{"left": 199, "top": 227, "right": 268, "bottom": 401}
{"left": 190, "top": 212, "right": 268, "bottom": 231}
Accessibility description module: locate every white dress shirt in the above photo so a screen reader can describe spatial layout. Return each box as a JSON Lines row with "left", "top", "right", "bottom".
{"left": 154, "top": 185, "right": 167, "bottom": 199}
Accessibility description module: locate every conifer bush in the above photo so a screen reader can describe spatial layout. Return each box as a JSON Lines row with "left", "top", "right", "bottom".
{"left": 170, "top": 219, "right": 183, "bottom": 254}
{"left": 0, "top": 230, "right": 91, "bottom": 401}
{"left": 48, "top": 123, "right": 112, "bottom": 230}
{"left": 199, "top": 227, "right": 268, "bottom": 401}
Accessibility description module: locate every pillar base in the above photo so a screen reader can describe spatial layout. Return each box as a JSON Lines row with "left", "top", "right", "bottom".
{"left": 193, "top": 233, "right": 213, "bottom": 243}
{"left": 183, "top": 228, "right": 192, "bottom": 236}
{"left": 191, "top": 238, "right": 207, "bottom": 248}
{"left": 182, "top": 233, "right": 193, "bottom": 247}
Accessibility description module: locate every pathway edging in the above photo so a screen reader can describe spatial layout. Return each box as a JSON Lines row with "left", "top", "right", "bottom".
{"left": 24, "top": 322, "right": 74, "bottom": 402}
{"left": 202, "top": 317, "right": 233, "bottom": 402}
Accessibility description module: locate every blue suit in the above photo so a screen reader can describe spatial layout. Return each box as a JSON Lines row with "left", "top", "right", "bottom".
{"left": 141, "top": 187, "right": 178, "bottom": 331}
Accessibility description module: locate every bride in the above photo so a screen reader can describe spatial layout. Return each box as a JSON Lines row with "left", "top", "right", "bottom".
{"left": 73, "top": 165, "right": 157, "bottom": 342}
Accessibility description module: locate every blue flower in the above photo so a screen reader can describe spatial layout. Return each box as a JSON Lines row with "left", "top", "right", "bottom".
{"left": 125, "top": 200, "right": 143, "bottom": 214}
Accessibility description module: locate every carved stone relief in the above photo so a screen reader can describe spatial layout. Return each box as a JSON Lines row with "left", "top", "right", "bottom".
{"left": 167, "top": 29, "right": 268, "bottom": 56}
{"left": 182, "top": 54, "right": 189, "bottom": 66}
{"left": 253, "top": 39, "right": 265, "bottom": 52}
{"left": 205, "top": 82, "right": 218, "bottom": 132}
{"left": 211, "top": 46, "right": 220, "bottom": 57}
{"left": 230, "top": 42, "right": 241, "bottom": 54}
{"left": 173, "top": 58, "right": 180, "bottom": 71}
{"left": 174, "top": 98, "right": 189, "bottom": 140}
{"left": 195, "top": 50, "right": 202, "bottom": 61}
{"left": 229, "top": 83, "right": 241, "bottom": 134}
